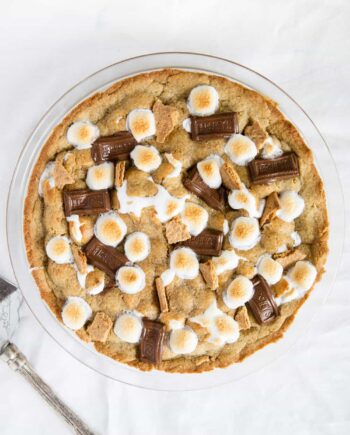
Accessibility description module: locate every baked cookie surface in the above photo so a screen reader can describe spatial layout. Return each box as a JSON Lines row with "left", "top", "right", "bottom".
{"left": 24, "top": 69, "right": 328, "bottom": 373}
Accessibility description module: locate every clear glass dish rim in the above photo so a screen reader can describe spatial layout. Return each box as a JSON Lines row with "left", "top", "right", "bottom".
{"left": 6, "top": 52, "right": 345, "bottom": 391}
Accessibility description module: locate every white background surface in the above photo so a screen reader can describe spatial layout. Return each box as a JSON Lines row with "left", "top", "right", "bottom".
{"left": 0, "top": 1, "right": 349, "bottom": 434}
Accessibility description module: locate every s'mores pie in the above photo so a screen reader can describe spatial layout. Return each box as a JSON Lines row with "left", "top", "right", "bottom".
{"left": 25, "top": 69, "right": 328, "bottom": 373}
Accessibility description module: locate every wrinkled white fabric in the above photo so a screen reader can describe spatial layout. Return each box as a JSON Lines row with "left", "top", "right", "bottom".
{"left": 0, "top": 1, "right": 349, "bottom": 434}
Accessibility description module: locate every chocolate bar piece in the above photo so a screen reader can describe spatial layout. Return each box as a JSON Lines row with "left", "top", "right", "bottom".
{"left": 140, "top": 319, "right": 165, "bottom": 365}
{"left": 183, "top": 167, "right": 226, "bottom": 211}
{"left": 190, "top": 112, "right": 238, "bottom": 141}
{"left": 180, "top": 229, "right": 224, "bottom": 256}
{"left": 247, "top": 275, "right": 279, "bottom": 324}
{"left": 248, "top": 153, "right": 299, "bottom": 184}
{"left": 84, "top": 237, "right": 128, "bottom": 278}
{"left": 63, "top": 189, "right": 111, "bottom": 216}
{"left": 91, "top": 132, "right": 137, "bottom": 163}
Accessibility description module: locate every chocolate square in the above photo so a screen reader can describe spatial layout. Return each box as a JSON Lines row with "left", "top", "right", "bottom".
{"left": 190, "top": 112, "right": 239, "bottom": 141}
{"left": 140, "top": 319, "right": 165, "bottom": 365}
{"left": 63, "top": 189, "right": 111, "bottom": 217}
{"left": 247, "top": 275, "right": 279, "bottom": 324}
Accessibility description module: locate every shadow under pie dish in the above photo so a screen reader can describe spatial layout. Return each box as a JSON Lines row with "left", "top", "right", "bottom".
{"left": 23, "top": 68, "right": 329, "bottom": 373}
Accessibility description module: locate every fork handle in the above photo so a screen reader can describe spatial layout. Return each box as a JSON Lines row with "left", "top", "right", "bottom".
{"left": 1, "top": 342, "right": 95, "bottom": 435}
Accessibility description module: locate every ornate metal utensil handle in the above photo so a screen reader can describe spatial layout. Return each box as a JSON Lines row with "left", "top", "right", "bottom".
{"left": 1, "top": 342, "right": 95, "bottom": 435}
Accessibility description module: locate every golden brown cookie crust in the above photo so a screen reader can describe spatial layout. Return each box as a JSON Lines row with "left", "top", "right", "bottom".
{"left": 24, "top": 69, "right": 329, "bottom": 373}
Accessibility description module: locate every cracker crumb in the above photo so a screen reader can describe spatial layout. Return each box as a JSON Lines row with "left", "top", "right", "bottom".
{"left": 236, "top": 260, "right": 257, "bottom": 279}
{"left": 199, "top": 260, "right": 219, "bottom": 290}
{"left": 115, "top": 161, "right": 126, "bottom": 188}
{"left": 152, "top": 162, "right": 175, "bottom": 184}
{"left": 260, "top": 191, "right": 280, "bottom": 227}
{"left": 244, "top": 120, "right": 268, "bottom": 150}
{"left": 53, "top": 155, "right": 75, "bottom": 189}
{"left": 271, "top": 277, "right": 292, "bottom": 297}
{"left": 126, "top": 168, "right": 158, "bottom": 197}
{"left": 87, "top": 312, "right": 113, "bottom": 343}
{"left": 234, "top": 306, "right": 251, "bottom": 330}
{"left": 273, "top": 248, "right": 307, "bottom": 269}
{"left": 155, "top": 277, "right": 169, "bottom": 313}
{"left": 165, "top": 216, "right": 191, "bottom": 244}
{"left": 220, "top": 161, "right": 243, "bottom": 190}
{"left": 71, "top": 244, "right": 87, "bottom": 274}
{"left": 153, "top": 100, "right": 179, "bottom": 143}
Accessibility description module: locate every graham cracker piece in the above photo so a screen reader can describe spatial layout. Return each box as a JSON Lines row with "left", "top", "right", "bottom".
{"left": 199, "top": 260, "right": 219, "bottom": 290}
{"left": 126, "top": 168, "right": 158, "bottom": 197}
{"left": 260, "top": 191, "right": 280, "bottom": 227}
{"left": 220, "top": 161, "right": 243, "bottom": 190}
{"left": 153, "top": 100, "right": 179, "bottom": 143}
{"left": 244, "top": 120, "right": 269, "bottom": 150}
{"left": 235, "top": 260, "right": 257, "bottom": 279}
{"left": 155, "top": 277, "right": 169, "bottom": 313}
{"left": 273, "top": 248, "right": 306, "bottom": 269}
{"left": 87, "top": 312, "right": 113, "bottom": 343}
{"left": 53, "top": 155, "right": 75, "bottom": 189}
{"left": 115, "top": 161, "right": 126, "bottom": 188}
{"left": 71, "top": 244, "right": 87, "bottom": 274}
{"left": 69, "top": 216, "right": 94, "bottom": 246}
{"left": 271, "top": 277, "right": 292, "bottom": 297}
{"left": 234, "top": 306, "right": 251, "bottom": 330}
{"left": 152, "top": 162, "right": 175, "bottom": 184}
{"left": 165, "top": 216, "right": 191, "bottom": 244}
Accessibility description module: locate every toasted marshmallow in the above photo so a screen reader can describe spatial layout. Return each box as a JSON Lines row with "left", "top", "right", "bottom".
{"left": 130, "top": 144, "right": 161, "bottom": 173}
{"left": 160, "top": 269, "right": 175, "bottom": 286}
{"left": 169, "top": 327, "right": 198, "bottom": 354}
{"left": 261, "top": 136, "right": 283, "bottom": 159}
{"left": 86, "top": 162, "right": 114, "bottom": 190}
{"left": 46, "top": 236, "right": 73, "bottom": 264}
{"left": 86, "top": 276, "right": 105, "bottom": 296}
{"left": 212, "top": 250, "right": 240, "bottom": 275}
{"left": 257, "top": 255, "right": 283, "bottom": 285}
{"left": 154, "top": 186, "right": 187, "bottom": 223}
{"left": 117, "top": 182, "right": 187, "bottom": 221}
{"left": 66, "top": 215, "right": 83, "bottom": 244}
{"left": 124, "top": 232, "right": 151, "bottom": 263}
{"left": 225, "top": 134, "right": 257, "bottom": 166}
{"left": 94, "top": 211, "right": 127, "bottom": 247}
{"left": 181, "top": 202, "right": 209, "bottom": 236}
{"left": 223, "top": 276, "right": 254, "bottom": 309}
{"left": 187, "top": 85, "right": 219, "bottom": 116}
{"left": 274, "top": 288, "right": 300, "bottom": 306}
{"left": 61, "top": 297, "right": 92, "bottom": 330}
{"left": 116, "top": 266, "right": 146, "bottom": 294}
{"left": 228, "top": 188, "right": 260, "bottom": 217}
{"left": 38, "top": 162, "right": 55, "bottom": 196}
{"left": 170, "top": 247, "right": 199, "bottom": 280}
{"left": 291, "top": 231, "right": 302, "bottom": 247}
{"left": 229, "top": 217, "right": 260, "bottom": 251}
{"left": 168, "top": 318, "right": 185, "bottom": 330}
{"left": 197, "top": 155, "right": 223, "bottom": 189}
{"left": 182, "top": 118, "right": 192, "bottom": 133}
{"left": 276, "top": 191, "right": 305, "bottom": 223}
{"left": 76, "top": 264, "right": 94, "bottom": 289}
{"left": 67, "top": 120, "right": 99, "bottom": 150}
{"left": 191, "top": 300, "right": 239, "bottom": 346}
{"left": 165, "top": 153, "right": 182, "bottom": 179}
{"left": 114, "top": 312, "right": 143, "bottom": 343}
{"left": 126, "top": 109, "right": 156, "bottom": 142}
{"left": 287, "top": 261, "right": 317, "bottom": 292}
{"left": 223, "top": 219, "right": 229, "bottom": 235}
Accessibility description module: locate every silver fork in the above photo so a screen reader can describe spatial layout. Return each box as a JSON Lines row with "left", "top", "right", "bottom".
{"left": 0, "top": 276, "right": 95, "bottom": 435}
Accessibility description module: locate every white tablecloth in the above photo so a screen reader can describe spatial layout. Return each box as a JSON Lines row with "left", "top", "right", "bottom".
{"left": 1, "top": 1, "right": 349, "bottom": 433}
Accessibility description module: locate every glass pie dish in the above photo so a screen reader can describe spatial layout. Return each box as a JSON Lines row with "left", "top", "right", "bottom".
{"left": 6, "top": 52, "right": 344, "bottom": 391}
